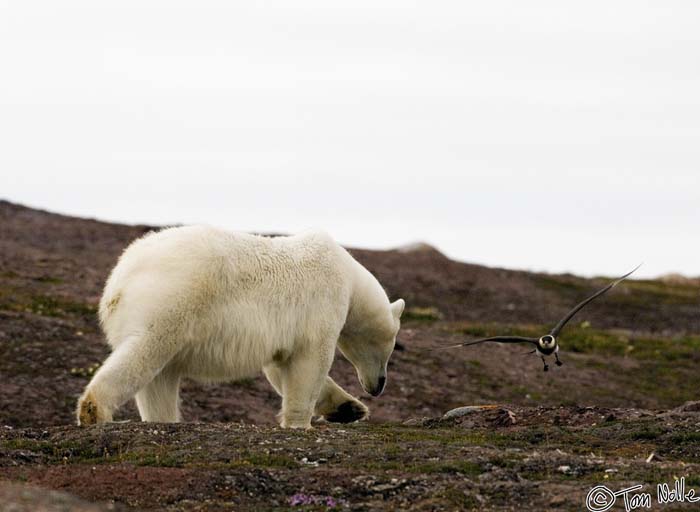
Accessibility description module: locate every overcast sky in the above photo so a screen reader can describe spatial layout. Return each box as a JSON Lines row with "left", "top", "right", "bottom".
{"left": 1, "top": 1, "right": 699, "bottom": 278}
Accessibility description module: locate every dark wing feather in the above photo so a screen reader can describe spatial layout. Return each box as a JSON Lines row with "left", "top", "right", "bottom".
{"left": 440, "top": 336, "right": 539, "bottom": 349}
{"left": 549, "top": 264, "right": 641, "bottom": 338}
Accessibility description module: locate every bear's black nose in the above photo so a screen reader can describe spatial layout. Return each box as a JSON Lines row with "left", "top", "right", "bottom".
{"left": 374, "top": 375, "right": 386, "bottom": 396}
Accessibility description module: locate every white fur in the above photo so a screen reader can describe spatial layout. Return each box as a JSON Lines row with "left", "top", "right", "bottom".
{"left": 77, "top": 226, "right": 404, "bottom": 428}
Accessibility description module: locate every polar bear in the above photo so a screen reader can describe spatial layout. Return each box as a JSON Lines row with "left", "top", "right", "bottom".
{"left": 76, "top": 226, "right": 404, "bottom": 429}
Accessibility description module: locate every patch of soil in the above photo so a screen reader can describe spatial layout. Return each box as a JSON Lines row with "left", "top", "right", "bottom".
{"left": 0, "top": 480, "right": 124, "bottom": 511}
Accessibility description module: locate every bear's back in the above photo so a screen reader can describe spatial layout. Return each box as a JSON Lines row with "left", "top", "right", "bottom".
{"left": 100, "top": 226, "right": 353, "bottom": 333}
{"left": 100, "top": 225, "right": 356, "bottom": 355}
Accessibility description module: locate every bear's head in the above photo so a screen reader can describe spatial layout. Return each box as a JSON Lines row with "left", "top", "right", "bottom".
{"left": 338, "top": 298, "right": 404, "bottom": 397}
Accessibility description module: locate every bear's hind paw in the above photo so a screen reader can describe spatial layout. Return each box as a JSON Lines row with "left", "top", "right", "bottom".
{"left": 324, "top": 400, "right": 369, "bottom": 424}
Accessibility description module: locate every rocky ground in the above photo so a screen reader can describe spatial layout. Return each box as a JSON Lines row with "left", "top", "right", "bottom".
{"left": 1, "top": 199, "right": 700, "bottom": 510}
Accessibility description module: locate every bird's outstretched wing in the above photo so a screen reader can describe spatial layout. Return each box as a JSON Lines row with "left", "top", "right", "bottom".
{"left": 440, "top": 336, "right": 539, "bottom": 349}
{"left": 549, "top": 264, "right": 641, "bottom": 338}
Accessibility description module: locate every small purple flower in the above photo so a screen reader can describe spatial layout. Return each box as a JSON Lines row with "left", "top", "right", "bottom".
{"left": 289, "top": 493, "right": 313, "bottom": 506}
{"left": 288, "top": 493, "right": 345, "bottom": 508}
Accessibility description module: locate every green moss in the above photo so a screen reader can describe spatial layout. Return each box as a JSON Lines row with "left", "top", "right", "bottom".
{"left": 403, "top": 306, "right": 443, "bottom": 323}
{"left": 366, "top": 425, "right": 491, "bottom": 446}
{"left": 361, "top": 456, "right": 483, "bottom": 476}
{"left": 2, "top": 438, "right": 108, "bottom": 462}
{"left": 70, "top": 363, "right": 101, "bottom": 378}
{"left": 669, "top": 432, "right": 700, "bottom": 444}
{"left": 118, "top": 450, "right": 183, "bottom": 467}
{"left": 532, "top": 274, "right": 589, "bottom": 294}
{"left": 26, "top": 295, "right": 97, "bottom": 317}
{"left": 411, "top": 460, "right": 483, "bottom": 476}
{"left": 561, "top": 329, "right": 629, "bottom": 356}
{"left": 441, "top": 487, "right": 480, "bottom": 509}
{"left": 0, "top": 284, "right": 97, "bottom": 318}
{"left": 533, "top": 273, "right": 699, "bottom": 307}
{"left": 34, "top": 276, "right": 64, "bottom": 284}
{"left": 450, "top": 321, "right": 700, "bottom": 366}
{"left": 622, "top": 279, "right": 699, "bottom": 305}
{"left": 236, "top": 453, "right": 300, "bottom": 469}
{"left": 685, "top": 475, "right": 700, "bottom": 487}
{"left": 453, "top": 323, "right": 541, "bottom": 339}
{"left": 629, "top": 426, "right": 664, "bottom": 441}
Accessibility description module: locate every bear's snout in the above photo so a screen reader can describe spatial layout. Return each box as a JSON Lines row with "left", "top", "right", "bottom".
{"left": 370, "top": 375, "right": 386, "bottom": 397}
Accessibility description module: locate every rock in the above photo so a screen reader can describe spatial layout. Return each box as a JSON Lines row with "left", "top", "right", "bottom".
{"left": 443, "top": 405, "right": 501, "bottom": 419}
{"left": 671, "top": 401, "right": 700, "bottom": 414}
{"left": 549, "top": 494, "right": 568, "bottom": 505}
{"left": 659, "top": 273, "right": 700, "bottom": 286}
{"left": 493, "top": 408, "right": 517, "bottom": 427}
{"left": 395, "top": 242, "right": 443, "bottom": 255}
{"left": 402, "top": 417, "right": 431, "bottom": 426}
{"left": 0, "top": 481, "right": 115, "bottom": 511}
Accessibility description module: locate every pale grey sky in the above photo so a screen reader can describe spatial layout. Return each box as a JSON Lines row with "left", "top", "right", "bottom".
{"left": 1, "top": 1, "right": 699, "bottom": 278}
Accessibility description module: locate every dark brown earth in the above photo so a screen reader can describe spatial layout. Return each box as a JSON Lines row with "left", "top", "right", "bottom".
{"left": 1, "top": 199, "right": 700, "bottom": 511}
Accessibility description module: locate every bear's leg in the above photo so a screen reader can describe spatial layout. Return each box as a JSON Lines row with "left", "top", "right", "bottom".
{"left": 135, "top": 368, "right": 182, "bottom": 422}
{"left": 263, "top": 364, "right": 284, "bottom": 397}
{"left": 265, "top": 364, "right": 369, "bottom": 425}
{"left": 77, "top": 333, "right": 181, "bottom": 426}
{"left": 314, "top": 377, "right": 368, "bottom": 424}
{"left": 277, "top": 349, "right": 334, "bottom": 429}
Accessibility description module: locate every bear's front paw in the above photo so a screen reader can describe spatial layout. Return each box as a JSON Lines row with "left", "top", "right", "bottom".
{"left": 77, "top": 391, "right": 111, "bottom": 426}
{"left": 324, "top": 400, "right": 369, "bottom": 424}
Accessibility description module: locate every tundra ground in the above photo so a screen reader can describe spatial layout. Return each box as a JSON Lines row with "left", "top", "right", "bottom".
{"left": 1, "top": 200, "right": 699, "bottom": 510}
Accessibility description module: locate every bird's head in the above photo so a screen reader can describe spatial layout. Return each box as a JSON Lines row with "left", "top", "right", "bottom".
{"left": 538, "top": 335, "right": 557, "bottom": 355}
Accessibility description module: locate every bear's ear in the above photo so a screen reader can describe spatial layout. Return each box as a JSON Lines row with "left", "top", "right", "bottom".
{"left": 390, "top": 298, "right": 405, "bottom": 320}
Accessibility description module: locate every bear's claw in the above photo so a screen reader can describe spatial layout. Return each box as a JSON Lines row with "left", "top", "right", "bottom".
{"left": 324, "top": 400, "right": 369, "bottom": 423}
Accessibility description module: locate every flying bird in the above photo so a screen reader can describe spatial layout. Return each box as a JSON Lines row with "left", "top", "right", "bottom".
{"left": 444, "top": 265, "right": 641, "bottom": 371}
